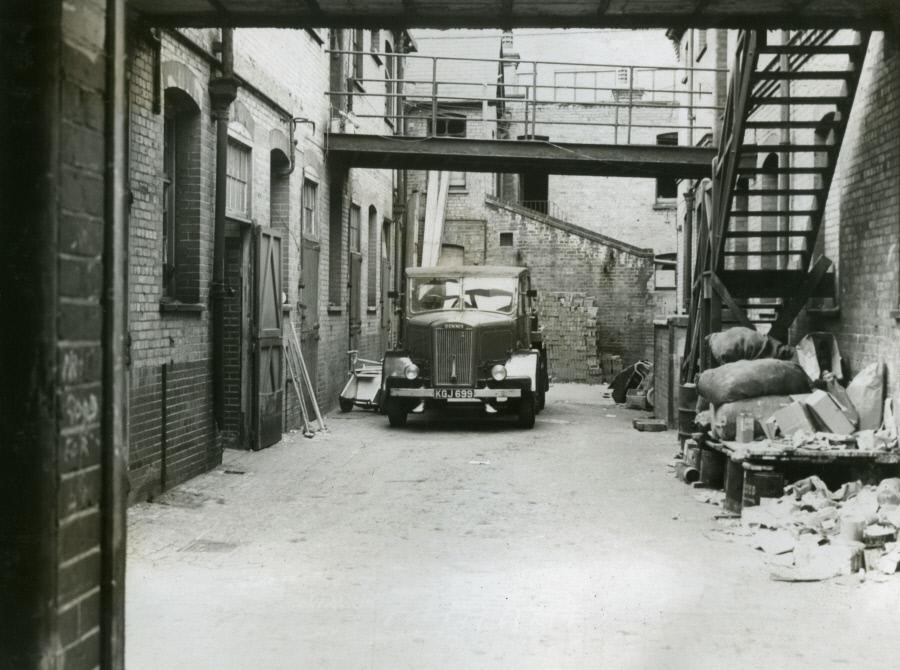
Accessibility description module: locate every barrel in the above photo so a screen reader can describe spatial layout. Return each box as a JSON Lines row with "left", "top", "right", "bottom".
{"left": 742, "top": 463, "right": 784, "bottom": 508}
{"left": 677, "top": 382, "right": 698, "bottom": 443}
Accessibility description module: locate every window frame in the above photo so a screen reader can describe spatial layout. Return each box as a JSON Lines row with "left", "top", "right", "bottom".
{"left": 226, "top": 138, "right": 252, "bottom": 220}
{"left": 302, "top": 178, "right": 319, "bottom": 240}
{"left": 654, "top": 132, "right": 679, "bottom": 205}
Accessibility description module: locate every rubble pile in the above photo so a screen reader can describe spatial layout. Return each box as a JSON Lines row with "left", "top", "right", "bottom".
{"left": 711, "top": 476, "right": 900, "bottom": 582}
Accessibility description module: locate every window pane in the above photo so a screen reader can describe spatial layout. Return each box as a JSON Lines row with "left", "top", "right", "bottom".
{"left": 302, "top": 179, "right": 318, "bottom": 238}
{"left": 227, "top": 141, "right": 251, "bottom": 217}
{"left": 349, "top": 204, "right": 361, "bottom": 252}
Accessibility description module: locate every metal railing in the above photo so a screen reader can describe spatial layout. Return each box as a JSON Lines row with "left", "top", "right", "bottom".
{"left": 516, "top": 200, "right": 571, "bottom": 221}
{"left": 327, "top": 50, "right": 727, "bottom": 146}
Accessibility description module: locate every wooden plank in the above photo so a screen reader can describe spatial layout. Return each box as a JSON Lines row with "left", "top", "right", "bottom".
{"left": 709, "top": 272, "right": 755, "bottom": 331}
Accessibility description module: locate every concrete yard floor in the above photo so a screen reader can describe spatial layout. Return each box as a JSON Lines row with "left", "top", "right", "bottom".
{"left": 127, "top": 383, "right": 900, "bottom": 669}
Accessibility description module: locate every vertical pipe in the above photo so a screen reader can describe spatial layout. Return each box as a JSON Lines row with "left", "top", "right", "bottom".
{"left": 212, "top": 28, "right": 235, "bottom": 430}
{"left": 101, "top": 0, "right": 127, "bottom": 665}
{"left": 430, "top": 57, "right": 437, "bottom": 134}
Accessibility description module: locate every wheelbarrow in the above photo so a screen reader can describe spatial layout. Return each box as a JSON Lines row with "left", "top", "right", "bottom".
{"left": 338, "top": 350, "right": 383, "bottom": 412}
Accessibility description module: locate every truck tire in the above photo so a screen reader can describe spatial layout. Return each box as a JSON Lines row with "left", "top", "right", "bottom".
{"left": 386, "top": 399, "right": 408, "bottom": 427}
{"left": 517, "top": 391, "right": 536, "bottom": 429}
{"left": 339, "top": 396, "right": 354, "bottom": 413}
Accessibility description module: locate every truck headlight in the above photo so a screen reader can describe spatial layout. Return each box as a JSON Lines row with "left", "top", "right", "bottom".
{"left": 491, "top": 364, "right": 507, "bottom": 381}
{"left": 404, "top": 363, "right": 420, "bottom": 380}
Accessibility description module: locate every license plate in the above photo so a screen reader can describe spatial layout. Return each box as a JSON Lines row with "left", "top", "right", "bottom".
{"left": 435, "top": 388, "right": 475, "bottom": 399}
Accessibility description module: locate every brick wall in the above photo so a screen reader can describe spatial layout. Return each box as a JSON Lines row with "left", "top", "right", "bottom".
{"left": 805, "top": 32, "right": 900, "bottom": 402}
{"left": 536, "top": 293, "right": 603, "bottom": 383}
{"left": 54, "top": 1, "right": 109, "bottom": 666}
{"left": 477, "top": 199, "right": 658, "bottom": 367}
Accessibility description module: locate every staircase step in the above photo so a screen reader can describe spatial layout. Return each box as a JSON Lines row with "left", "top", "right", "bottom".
{"left": 744, "top": 120, "right": 841, "bottom": 130}
{"left": 743, "top": 188, "right": 824, "bottom": 196}
{"left": 725, "top": 230, "right": 812, "bottom": 238}
{"left": 751, "top": 71, "right": 852, "bottom": 81}
{"left": 736, "top": 301, "right": 783, "bottom": 309}
{"left": 723, "top": 250, "right": 805, "bottom": 256}
{"left": 740, "top": 144, "right": 837, "bottom": 153}
{"left": 737, "top": 166, "right": 826, "bottom": 174}
{"left": 749, "top": 96, "right": 848, "bottom": 106}
{"left": 757, "top": 45, "right": 862, "bottom": 55}
{"left": 716, "top": 271, "right": 833, "bottom": 298}
{"left": 730, "top": 210, "right": 818, "bottom": 217}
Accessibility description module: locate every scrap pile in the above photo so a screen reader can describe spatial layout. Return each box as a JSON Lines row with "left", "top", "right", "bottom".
{"left": 678, "top": 326, "right": 900, "bottom": 581}
{"left": 712, "top": 475, "right": 900, "bottom": 582}
{"left": 694, "top": 329, "right": 898, "bottom": 454}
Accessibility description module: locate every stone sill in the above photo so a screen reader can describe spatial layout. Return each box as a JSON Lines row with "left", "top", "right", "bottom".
{"left": 367, "top": 306, "right": 378, "bottom": 314}
{"left": 327, "top": 304, "right": 343, "bottom": 315}
{"left": 653, "top": 200, "right": 677, "bottom": 211}
{"left": 159, "top": 300, "right": 205, "bottom": 314}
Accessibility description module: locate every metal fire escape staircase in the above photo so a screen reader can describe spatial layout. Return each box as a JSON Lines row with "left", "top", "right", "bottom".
{"left": 683, "top": 29, "right": 870, "bottom": 381}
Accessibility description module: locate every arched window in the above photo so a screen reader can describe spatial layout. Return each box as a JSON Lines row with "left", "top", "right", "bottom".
{"left": 811, "top": 113, "right": 836, "bottom": 260}
{"left": 162, "top": 87, "right": 201, "bottom": 302}
{"left": 759, "top": 153, "right": 779, "bottom": 270}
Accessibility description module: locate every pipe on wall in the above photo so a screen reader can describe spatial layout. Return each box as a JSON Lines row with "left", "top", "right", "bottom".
{"left": 210, "top": 28, "right": 237, "bottom": 430}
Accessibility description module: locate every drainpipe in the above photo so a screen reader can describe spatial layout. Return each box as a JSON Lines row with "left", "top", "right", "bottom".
{"left": 209, "top": 29, "right": 238, "bottom": 430}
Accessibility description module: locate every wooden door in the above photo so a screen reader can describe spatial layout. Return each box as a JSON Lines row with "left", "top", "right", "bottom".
{"left": 252, "top": 227, "right": 284, "bottom": 450}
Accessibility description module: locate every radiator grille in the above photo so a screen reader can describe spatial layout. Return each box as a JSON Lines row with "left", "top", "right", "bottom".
{"left": 433, "top": 327, "right": 474, "bottom": 386}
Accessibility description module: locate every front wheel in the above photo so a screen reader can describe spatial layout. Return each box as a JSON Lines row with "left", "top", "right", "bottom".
{"left": 338, "top": 396, "right": 354, "bottom": 413}
{"left": 386, "top": 398, "right": 408, "bottom": 427}
{"left": 517, "top": 391, "right": 536, "bottom": 429}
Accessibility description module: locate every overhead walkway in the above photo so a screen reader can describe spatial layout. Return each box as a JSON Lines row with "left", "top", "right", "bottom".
{"left": 328, "top": 50, "right": 721, "bottom": 178}
{"left": 328, "top": 134, "right": 715, "bottom": 179}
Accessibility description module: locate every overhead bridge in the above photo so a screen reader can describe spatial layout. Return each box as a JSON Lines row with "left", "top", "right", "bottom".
{"left": 328, "top": 134, "right": 715, "bottom": 179}
{"left": 328, "top": 50, "right": 721, "bottom": 178}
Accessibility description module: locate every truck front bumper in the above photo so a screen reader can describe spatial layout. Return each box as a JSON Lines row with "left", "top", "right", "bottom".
{"left": 388, "top": 387, "right": 522, "bottom": 399}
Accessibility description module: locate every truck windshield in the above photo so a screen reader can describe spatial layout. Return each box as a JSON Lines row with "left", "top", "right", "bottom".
{"left": 408, "top": 276, "right": 516, "bottom": 314}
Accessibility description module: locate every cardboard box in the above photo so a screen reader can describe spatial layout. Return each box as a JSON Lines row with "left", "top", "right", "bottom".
{"left": 771, "top": 401, "right": 817, "bottom": 437}
{"left": 805, "top": 389, "right": 856, "bottom": 435}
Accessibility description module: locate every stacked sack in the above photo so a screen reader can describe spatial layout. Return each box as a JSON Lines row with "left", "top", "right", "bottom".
{"left": 697, "top": 328, "right": 807, "bottom": 441}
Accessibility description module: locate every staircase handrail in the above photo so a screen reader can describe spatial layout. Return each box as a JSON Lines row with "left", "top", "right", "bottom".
{"left": 712, "top": 29, "right": 761, "bottom": 272}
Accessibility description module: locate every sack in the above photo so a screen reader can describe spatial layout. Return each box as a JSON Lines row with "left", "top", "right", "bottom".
{"left": 711, "top": 395, "right": 793, "bottom": 441}
{"left": 846, "top": 362, "right": 885, "bottom": 430}
{"left": 698, "top": 359, "right": 812, "bottom": 406}
{"left": 707, "top": 327, "right": 794, "bottom": 364}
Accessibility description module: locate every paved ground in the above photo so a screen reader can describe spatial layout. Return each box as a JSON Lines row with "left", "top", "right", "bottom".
{"left": 126, "top": 384, "right": 900, "bottom": 669}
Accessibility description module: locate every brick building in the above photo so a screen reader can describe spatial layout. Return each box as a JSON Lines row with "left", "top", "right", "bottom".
{"left": 125, "top": 26, "right": 410, "bottom": 500}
